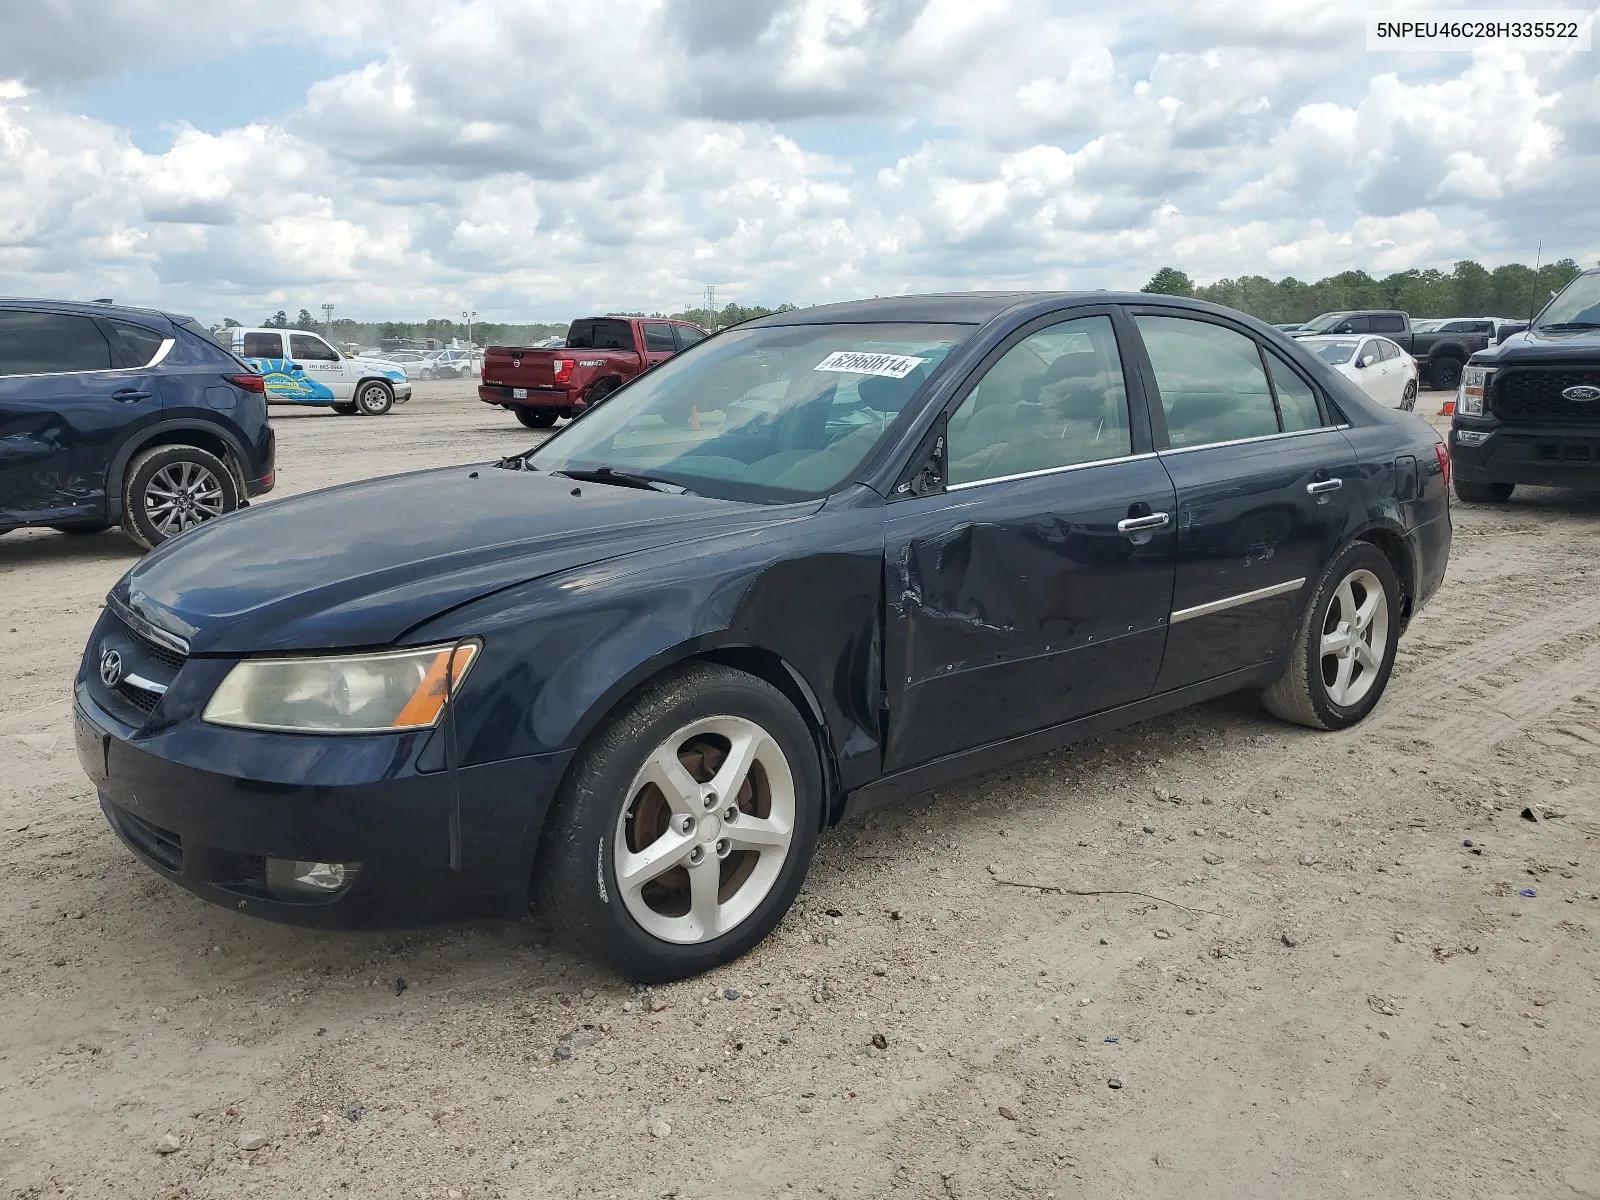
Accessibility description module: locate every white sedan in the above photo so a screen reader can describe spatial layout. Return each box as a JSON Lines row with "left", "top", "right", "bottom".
{"left": 1300, "top": 335, "right": 1419, "bottom": 411}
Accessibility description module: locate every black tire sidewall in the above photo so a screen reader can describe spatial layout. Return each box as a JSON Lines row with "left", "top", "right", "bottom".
{"left": 121, "top": 445, "right": 240, "bottom": 551}
{"left": 516, "top": 409, "right": 558, "bottom": 428}
{"left": 539, "top": 665, "right": 823, "bottom": 982}
{"left": 1432, "top": 359, "right": 1462, "bottom": 391}
{"left": 1401, "top": 382, "right": 1416, "bottom": 411}
{"left": 356, "top": 382, "right": 394, "bottom": 415}
{"left": 1297, "top": 543, "right": 1402, "bottom": 729}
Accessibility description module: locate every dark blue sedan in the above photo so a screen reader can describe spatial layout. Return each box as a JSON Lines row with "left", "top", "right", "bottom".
{"left": 75, "top": 292, "right": 1451, "bottom": 980}
{"left": 0, "top": 298, "right": 274, "bottom": 548}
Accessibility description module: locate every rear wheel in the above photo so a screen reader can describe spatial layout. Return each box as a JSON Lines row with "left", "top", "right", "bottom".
{"left": 1455, "top": 479, "right": 1514, "bottom": 504}
{"left": 516, "top": 409, "right": 559, "bottom": 429}
{"left": 585, "top": 378, "right": 620, "bottom": 410}
{"left": 355, "top": 381, "right": 394, "bottom": 416}
{"left": 1262, "top": 541, "right": 1400, "bottom": 730}
{"left": 1430, "top": 357, "right": 1463, "bottom": 392}
{"left": 1400, "top": 380, "right": 1417, "bottom": 411}
{"left": 121, "top": 444, "right": 240, "bottom": 551}
{"left": 537, "top": 663, "right": 822, "bottom": 982}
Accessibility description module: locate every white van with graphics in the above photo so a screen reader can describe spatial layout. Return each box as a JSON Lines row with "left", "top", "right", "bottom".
{"left": 232, "top": 327, "right": 411, "bottom": 415}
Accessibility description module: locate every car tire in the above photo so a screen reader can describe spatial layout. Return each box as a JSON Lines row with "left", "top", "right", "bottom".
{"left": 585, "top": 379, "right": 620, "bottom": 410}
{"left": 1454, "top": 479, "right": 1514, "bottom": 504}
{"left": 120, "top": 444, "right": 240, "bottom": 552}
{"left": 1430, "top": 357, "right": 1463, "bottom": 392}
{"left": 355, "top": 381, "right": 395, "bottom": 416}
{"left": 51, "top": 522, "right": 111, "bottom": 535}
{"left": 1400, "top": 381, "right": 1417, "bottom": 411}
{"left": 515, "top": 409, "right": 559, "bottom": 429}
{"left": 536, "top": 662, "right": 823, "bottom": 982}
{"left": 332, "top": 402, "right": 359, "bottom": 415}
{"left": 1261, "top": 540, "right": 1401, "bottom": 731}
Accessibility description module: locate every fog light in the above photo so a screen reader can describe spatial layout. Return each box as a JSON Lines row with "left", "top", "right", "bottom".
{"left": 265, "top": 858, "right": 361, "bottom": 898}
{"left": 1455, "top": 429, "right": 1490, "bottom": 447}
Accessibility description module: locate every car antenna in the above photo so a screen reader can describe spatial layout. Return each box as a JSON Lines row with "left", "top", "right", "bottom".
{"left": 444, "top": 639, "right": 465, "bottom": 873}
{"left": 1526, "top": 239, "right": 1543, "bottom": 325}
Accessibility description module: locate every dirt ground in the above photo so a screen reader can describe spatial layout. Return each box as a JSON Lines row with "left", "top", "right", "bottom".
{"left": 3, "top": 382, "right": 1598, "bottom": 1200}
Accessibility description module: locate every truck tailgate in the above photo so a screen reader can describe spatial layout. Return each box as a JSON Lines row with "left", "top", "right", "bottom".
{"left": 483, "top": 347, "right": 560, "bottom": 388}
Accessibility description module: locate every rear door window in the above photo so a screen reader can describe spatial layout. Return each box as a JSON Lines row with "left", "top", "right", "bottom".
{"left": 1134, "top": 315, "right": 1279, "bottom": 448}
{"left": 1371, "top": 313, "right": 1406, "bottom": 333}
{"left": 1264, "top": 350, "right": 1324, "bottom": 432}
{"left": 0, "top": 311, "right": 114, "bottom": 376}
{"left": 676, "top": 325, "right": 707, "bottom": 348}
{"left": 105, "top": 320, "right": 167, "bottom": 368}
{"left": 243, "top": 331, "right": 285, "bottom": 358}
{"left": 643, "top": 323, "right": 677, "bottom": 353}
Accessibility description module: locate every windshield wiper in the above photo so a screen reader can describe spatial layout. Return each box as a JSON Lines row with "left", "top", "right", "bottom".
{"left": 555, "top": 466, "right": 693, "bottom": 494}
{"left": 1536, "top": 321, "right": 1600, "bottom": 331}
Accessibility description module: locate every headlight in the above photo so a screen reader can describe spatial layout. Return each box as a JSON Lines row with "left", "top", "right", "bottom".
{"left": 1460, "top": 366, "right": 1492, "bottom": 416}
{"left": 203, "top": 641, "right": 479, "bottom": 733}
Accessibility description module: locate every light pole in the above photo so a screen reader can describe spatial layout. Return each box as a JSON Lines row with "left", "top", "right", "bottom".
{"left": 461, "top": 309, "right": 476, "bottom": 348}
{"left": 321, "top": 303, "right": 334, "bottom": 332}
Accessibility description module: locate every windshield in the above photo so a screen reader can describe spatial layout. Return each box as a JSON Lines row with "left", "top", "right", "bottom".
{"left": 1536, "top": 272, "right": 1600, "bottom": 329}
{"left": 1411, "top": 319, "right": 1442, "bottom": 333}
{"left": 1300, "top": 312, "right": 1350, "bottom": 334}
{"left": 1308, "top": 339, "right": 1359, "bottom": 365}
{"left": 527, "top": 322, "right": 972, "bottom": 502}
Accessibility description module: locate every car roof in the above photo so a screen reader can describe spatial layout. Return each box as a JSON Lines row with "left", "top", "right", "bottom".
{"left": 739, "top": 290, "right": 1281, "bottom": 329}
{"left": 0, "top": 296, "right": 192, "bottom": 328}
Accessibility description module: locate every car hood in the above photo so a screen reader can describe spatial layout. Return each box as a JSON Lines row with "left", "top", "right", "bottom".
{"left": 1471, "top": 325, "right": 1600, "bottom": 366}
{"left": 120, "top": 466, "right": 817, "bottom": 654}
{"left": 353, "top": 356, "right": 408, "bottom": 380}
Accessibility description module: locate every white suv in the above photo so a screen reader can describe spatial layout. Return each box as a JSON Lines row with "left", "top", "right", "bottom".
{"left": 233, "top": 327, "right": 412, "bottom": 415}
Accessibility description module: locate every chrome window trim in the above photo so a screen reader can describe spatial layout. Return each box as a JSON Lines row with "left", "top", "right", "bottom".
{"left": 1170, "top": 577, "right": 1306, "bottom": 624}
{"left": 0, "top": 336, "right": 175, "bottom": 379}
{"left": 1158, "top": 424, "right": 1351, "bottom": 457}
{"left": 106, "top": 594, "right": 191, "bottom": 657}
{"left": 945, "top": 451, "right": 1159, "bottom": 492}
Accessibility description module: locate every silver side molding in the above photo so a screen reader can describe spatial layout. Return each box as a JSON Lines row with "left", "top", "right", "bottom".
{"left": 1170, "top": 577, "right": 1307, "bottom": 624}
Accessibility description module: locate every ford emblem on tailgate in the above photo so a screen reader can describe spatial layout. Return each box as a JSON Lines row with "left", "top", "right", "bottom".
{"left": 1563, "top": 385, "right": 1600, "bottom": 402}
{"left": 99, "top": 647, "right": 123, "bottom": 688}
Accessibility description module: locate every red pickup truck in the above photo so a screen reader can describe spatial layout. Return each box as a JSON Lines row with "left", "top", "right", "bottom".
{"left": 479, "top": 316, "right": 709, "bottom": 428}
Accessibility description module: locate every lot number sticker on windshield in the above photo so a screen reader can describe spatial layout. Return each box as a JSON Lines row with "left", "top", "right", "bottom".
{"left": 813, "top": 351, "right": 928, "bottom": 379}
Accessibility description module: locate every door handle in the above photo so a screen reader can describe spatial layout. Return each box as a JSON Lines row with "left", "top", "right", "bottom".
{"left": 1117, "top": 512, "right": 1171, "bottom": 534}
{"left": 112, "top": 388, "right": 152, "bottom": 402}
{"left": 1306, "top": 478, "right": 1343, "bottom": 495}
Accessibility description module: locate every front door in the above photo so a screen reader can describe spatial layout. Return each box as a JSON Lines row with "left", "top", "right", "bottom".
{"left": 0, "top": 309, "right": 158, "bottom": 525}
{"left": 1125, "top": 310, "right": 1362, "bottom": 692}
{"left": 883, "top": 311, "right": 1176, "bottom": 772}
{"left": 289, "top": 332, "right": 352, "bottom": 399}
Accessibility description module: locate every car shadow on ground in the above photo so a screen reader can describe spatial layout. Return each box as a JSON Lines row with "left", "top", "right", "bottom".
{"left": 0, "top": 527, "right": 144, "bottom": 567}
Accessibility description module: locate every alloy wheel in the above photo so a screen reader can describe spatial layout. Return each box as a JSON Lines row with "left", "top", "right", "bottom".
{"left": 613, "top": 715, "right": 796, "bottom": 945}
{"left": 1319, "top": 568, "right": 1388, "bottom": 707}
{"left": 143, "top": 461, "right": 227, "bottom": 536}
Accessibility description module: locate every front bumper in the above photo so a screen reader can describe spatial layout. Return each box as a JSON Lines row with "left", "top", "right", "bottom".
{"left": 75, "top": 688, "right": 571, "bottom": 929}
{"left": 394, "top": 381, "right": 412, "bottom": 402}
{"left": 1450, "top": 420, "right": 1600, "bottom": 488}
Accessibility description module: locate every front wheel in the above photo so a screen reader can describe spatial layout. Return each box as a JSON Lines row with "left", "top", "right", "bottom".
{"left": 121, "top": 445, "right": 240, "bottom": 551}
{"left": 537, "top": 663, "right": 823, "bottom": 982}
{"left": 1261, "top": 541, "right": 1401, "bottom": 730}
{"left": 355, "top": 381, "right": 394, "bottom": 415}
{"left": 1400, "top": 381, "right": 1417, "bottom": 411}
{"left": 1455, "top": 479, "right": 1514, "bottom": 504}
{"left": 515, "top": 409, "right": 558, "bottom": 429}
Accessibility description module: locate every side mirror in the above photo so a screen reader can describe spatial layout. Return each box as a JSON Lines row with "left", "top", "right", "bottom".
{"left": 1357, "top": 355, "right": 1374, "bottom": 368}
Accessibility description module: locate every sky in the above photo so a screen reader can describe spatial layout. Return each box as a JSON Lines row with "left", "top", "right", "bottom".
{"left": 0, "top": 0, "right": 1596, "bottom": 324}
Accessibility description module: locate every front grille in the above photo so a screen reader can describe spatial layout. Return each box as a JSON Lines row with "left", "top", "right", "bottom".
{"left": 111, "top": 803, "right": 183, "bottom": 873}
{"left": 114, "top": 680, "right": 161, "bottom": 713}
{"left": 1493, "top": 368, "right": 1600, "bottom": 425}
{"left": 128, "top": 627, "right": 186, "bottom": 672}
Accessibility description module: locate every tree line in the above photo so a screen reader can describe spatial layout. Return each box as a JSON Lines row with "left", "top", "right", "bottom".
{"left": 1141, "top": 259, "right": 1585, "bottom": 323}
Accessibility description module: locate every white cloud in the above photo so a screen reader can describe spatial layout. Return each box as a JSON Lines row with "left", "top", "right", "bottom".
{"left": 0, "top": 0, "right": 1596, "bottom": 323}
